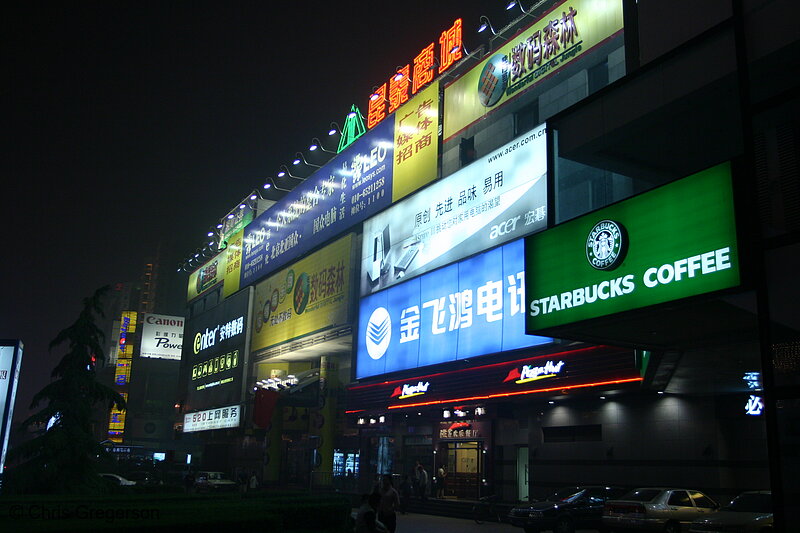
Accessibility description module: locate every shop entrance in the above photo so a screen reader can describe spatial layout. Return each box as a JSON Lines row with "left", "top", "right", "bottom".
{"left": 438, "top": 441, "right": 482, "bottom": 500}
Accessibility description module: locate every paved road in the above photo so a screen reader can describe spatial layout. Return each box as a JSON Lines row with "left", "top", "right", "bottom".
{"left": 392, "top": 512, "right": 515, "bottom": 533}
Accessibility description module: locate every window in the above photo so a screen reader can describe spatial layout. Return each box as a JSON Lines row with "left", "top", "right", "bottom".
{"left": 690, "top": 491, "right": 716, "bottom": 508}
{"left": 668, "top": 491, "right": 693, "bottom": 507}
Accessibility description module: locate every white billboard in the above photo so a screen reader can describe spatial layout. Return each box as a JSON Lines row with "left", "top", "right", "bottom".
{"left": 0, "top": 341, "right": 22, "bottom": 473}
{"left": 360, "top": 124, "right": 547, "bottom": 296}
{"left": 140, "top": 314, "right": 184, "bottom": 360}
{"left": 183, "top": 404, "right": 241, "bottom": 433}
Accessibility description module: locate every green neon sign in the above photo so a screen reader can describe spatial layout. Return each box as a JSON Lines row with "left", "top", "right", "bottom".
{"left": 524, "top": 162, "right": 740, "bottom": 332}
{"left": 338, "top": 105, "right": 366, "bottom": 153}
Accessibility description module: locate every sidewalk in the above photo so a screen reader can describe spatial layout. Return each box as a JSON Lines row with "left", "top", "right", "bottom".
{"left": 390, "top": 512, "right": 514, "bottom": 533}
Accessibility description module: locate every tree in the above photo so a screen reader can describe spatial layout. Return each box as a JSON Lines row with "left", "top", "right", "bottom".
{"left": 7, "top": 286, "right": 126, "bottom": 494}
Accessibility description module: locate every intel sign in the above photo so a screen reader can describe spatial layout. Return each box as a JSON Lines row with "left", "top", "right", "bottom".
{"left": 356, "top": 239, "right": 551, "bottom": 379}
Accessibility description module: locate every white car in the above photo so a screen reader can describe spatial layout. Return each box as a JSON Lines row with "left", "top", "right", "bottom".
{"left": 100, "top": 473, "right": 136, "bottom": 486}
{"left": 689, "top": 491, "right": 772, "bottom": 532}
{"left": 194, "top": 471, "right": 237, "bottom": 492}
{"left": 603, "top": 488, "right": 718, "bottom": 533}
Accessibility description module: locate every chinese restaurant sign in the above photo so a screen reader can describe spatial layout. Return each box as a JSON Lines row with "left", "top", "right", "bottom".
{"left": 242, "top": 85, "right": 439, "bottom": 287}
{"left": 361, "top": 125, "right": 547, "bottom": 297}
{"left": 367, "top": 19, "right": 462, "bottom": 129}
{"left": 251, "top": 234, "right": 353, "bottom": 352}
{"left": 525, "top": 163, "right": 740, "bottom": 332}
{"left": 444, "top": 0, "right": 624, "bottom": 140}
{"left": 356, "top": 238, "right": 551, "bottom": 380}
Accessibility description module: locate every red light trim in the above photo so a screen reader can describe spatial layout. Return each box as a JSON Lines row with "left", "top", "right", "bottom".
{"left": 385, "top": 377, "right": 643, "bottom": 410}
{"left": 345, "top": 409, "right": 366, "bottom": 414}
{"left": 348, "top": 345, "right": 606, "bottom": 391}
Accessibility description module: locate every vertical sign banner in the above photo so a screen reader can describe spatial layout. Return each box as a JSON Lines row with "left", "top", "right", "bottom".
{"left": 222, "top": 229, "right": 244, "bottom": 299}
{"left": 444, "top": 0, "right": 624, "bottom": 140}
{"left": 361, "top": 125, "right": 547, "bottom": 297}
{"left": 251, "top": 234, "right": 353, "bottom": 352}
{"left": 525, "top": 163, "right": 740, "bottom": 332}
{"left": 0, "top": 341, "right": 23, "bottom": 474}
{"left": 391, "top": 83, "right": 439, "bottom": 201}
{"left": 357, "top": 239, "right": 551, "bottom": 380}
{"left": 140, "top": 314, "right": 185, "bottom": 360}
{"left": 184, "top": 288, "right": 251, "bottom": 413}
{"left": 187, "top": 250, "right": 227, "bottom": 302}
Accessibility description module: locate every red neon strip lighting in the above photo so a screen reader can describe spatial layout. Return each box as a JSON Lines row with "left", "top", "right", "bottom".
{"left": 348, "top": 345, "right": 607, "bottom": 390}
{"left": 385, "top": 377, "right": 643, "bottom": 410}
{"left": 345, "top": 409, "right": 366, "bottom": 414}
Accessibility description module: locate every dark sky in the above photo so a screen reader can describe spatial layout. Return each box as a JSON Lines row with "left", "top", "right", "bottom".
{"left": 3, "top": 1, "right": 514, "bottom": 424}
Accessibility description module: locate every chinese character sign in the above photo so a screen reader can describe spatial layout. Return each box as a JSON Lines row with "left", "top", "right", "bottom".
{"left": 356, "top": 239, "right": 551, "bottom": 379}
{"left": 391, "top": 84, "right": 440, "bottom": 202}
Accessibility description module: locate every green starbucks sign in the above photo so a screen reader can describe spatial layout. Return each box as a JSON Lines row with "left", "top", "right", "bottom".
{"left": 524, "top": 162, "right": 740, "bottom": 333}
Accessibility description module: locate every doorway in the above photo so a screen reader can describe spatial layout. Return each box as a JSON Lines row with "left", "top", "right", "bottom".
{"left": 440, "top": 441, "right": 482, "bottom": 500}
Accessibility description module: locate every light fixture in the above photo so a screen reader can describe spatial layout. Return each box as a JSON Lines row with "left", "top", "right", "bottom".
{"left": 442, "top": 409, "right": 451, "bottom": 419}
{"left": 263, "top": 178, "right": 291, "bottom": 192}
{"left": 369, "top": 86, "right": 389, "bottom": 103}
{"left": 451, "top": 42, "right": 470, "bottom": 56}
{"left": 278, "top": 164, "right": 305, "bottom": 181}
{"left": 309, "top": 137, "right": 336, "bottom": 154}
{"left": 294, "top": 152, "right": 321, "bottom": 168}
{"left": 328, "top": 122, "right": 341, "bottom": 136}
{"left": 477, "top": 15, "right": 497, "bottom": 35}
{"left": 393, "top": 66, "right": 413, "bottom": 84}
{"left": 506, "top": 0, "right": 539, "bottom": 16}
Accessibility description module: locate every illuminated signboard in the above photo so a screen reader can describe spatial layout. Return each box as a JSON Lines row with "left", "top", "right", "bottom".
{"left": 745, "top": 395, "right": 764, "bottom": 416}
{"left": 183, "top": 404, "right": 241, "bottom": 433}
{"left": 444, "top": 0, "right": 624, "bottom": 140}
{"left": 356, "top": 239, "right": 551, "bottom": 380}
{"left": 184, "top": 287, "right": 251, "bottom": 412}
{"left": 107, "top": 392, "right": 128, "bottom": 443}
{"left": 140, "top": 314, "right": 184, "bottom": 360}
{"left": 187, "top": 250, "right": 226, "bottom": 302}
{"left": 0, "top": 341, "right": 23, "bottom": 473}
{"left": 367, "top": 19, "right": 462, "bottom": 129}
{"left": 222, "top": 229, "right": 244, "bottom": 298}
{"left": 361, "top": 125, "right": 547, "bottom": 297}
{"left": 347, "top": 345, "right": 640, "bottom": 410}
{"left": 252, "top": 234, "right": 353, "bottom": 352}
{"left": 525, "top": 163, "right": 740, "bottom": 333}
{"left": 242, "top": 87, "right": 440, "bottom": 288}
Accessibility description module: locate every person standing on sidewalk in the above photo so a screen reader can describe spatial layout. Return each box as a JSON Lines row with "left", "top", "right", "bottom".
{"left": 416, "top": 464, "right": 429, "bottom": 501}
{"left": 378, "top": 475, "right": 400, "bottom": 533}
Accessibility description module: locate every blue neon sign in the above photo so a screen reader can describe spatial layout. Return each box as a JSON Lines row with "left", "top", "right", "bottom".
{"left": 356, "top": 239, "right": 551, "bottom": 379}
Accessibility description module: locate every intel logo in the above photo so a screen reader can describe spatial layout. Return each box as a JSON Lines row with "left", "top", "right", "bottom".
{"left": 366, "top": 307, "right": 391, "bottom": 360}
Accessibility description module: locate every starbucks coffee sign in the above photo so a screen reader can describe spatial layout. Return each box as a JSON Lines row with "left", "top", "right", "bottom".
{"left": 525, "top": 163, "right": 740, "bottom": 332}
{"left": 586, "top": 220, "right": 627, "bottom": 270}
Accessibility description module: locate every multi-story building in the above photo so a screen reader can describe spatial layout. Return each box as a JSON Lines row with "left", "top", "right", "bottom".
{"left": 177, "top": 1, "right": 799, "bottom": 527}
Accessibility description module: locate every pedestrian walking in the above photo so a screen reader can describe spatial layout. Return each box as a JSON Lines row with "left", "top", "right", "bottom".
{"left": 436, "top": 465, "right": 447, "bottom": 498}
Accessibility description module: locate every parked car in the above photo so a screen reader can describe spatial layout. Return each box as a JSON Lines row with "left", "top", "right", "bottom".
{"left": 603, "top": 488, "right": 718, "bottom": 533}
{"left": 689, "top": 491, "right": 772, "bottom": 532}
{"left": 126, "top": 470, "right": 162, "bottom": 485}
{"left": 509, "top": 486, "right": 628, "bottom": 533}
{"left": 194, "top": 471, "right": 237, "bottom": 492}
{"left": 99, "top": 473, "right": 136, "bottom": 486}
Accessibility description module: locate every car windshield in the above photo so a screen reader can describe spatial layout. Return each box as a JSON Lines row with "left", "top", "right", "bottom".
{"left": 547, "top": 488, "right": 585, "bottom": 502}
{"left": 619, "top": 489, "right": 661, "bottom": 502}
{"left": 721, "top": 493, "right": 772, "bottom": 513}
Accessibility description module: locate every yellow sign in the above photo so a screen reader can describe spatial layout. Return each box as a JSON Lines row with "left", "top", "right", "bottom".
{"left": 222, "top": 229, "right": 244, "bottom": 298}
{"left": 187, "top": 250, "right": 227, "bottom": 302}
{"left": 251, "top": 234, "right": 352, "bottom": 352}
{"left": 391, "top": 83, "right": 440, "bottom": 201}
{"left": 444, "top": 0, "right": 623, "bottom": 140}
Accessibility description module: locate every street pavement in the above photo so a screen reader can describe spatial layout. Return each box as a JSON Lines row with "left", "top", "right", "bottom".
{"left": 392, "top": 512, "right": 514, "bottom": 533}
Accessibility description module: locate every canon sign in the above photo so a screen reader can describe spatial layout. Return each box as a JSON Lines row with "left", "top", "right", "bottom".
{"left": 140, "top": 313, "right": 185, "bottom": 361}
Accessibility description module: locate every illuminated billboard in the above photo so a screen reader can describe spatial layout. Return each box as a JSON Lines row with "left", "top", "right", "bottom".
{"left": 356, "top": 238, "right": 551, "bottom": 380}
{"left": 242, "top": 84, "right": 440, "bottom": 289}
{"left": 444, "top": 0, "right": 624, "bottom": 140}
{"left": 252, "top": 234, "right": 353, "bottom": 352}
{"left": 183, "top": 404, "right": 241, "bottom": 433}
{"left": 184, "top": 287, "right": 252, "bottom": 412}
{"left": 360, "top": 125, "right": 547, "bottom": 297}
{"left": 140, "top": 314, "right": 185, "bottom": 360}
{"left": 525, "top": 163, "right": 740, "bottom": 332}
{"left": 0, "top": 340, "right": 23, "bottom": 473}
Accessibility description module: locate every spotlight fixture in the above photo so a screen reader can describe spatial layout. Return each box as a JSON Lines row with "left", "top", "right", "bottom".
{"left": 309, "top": 137, "right": 336, "bottom": 154}
{"left": 328, "top": 122, "right": 341, "bottom": 136}
{"left": 278, "top": 164, "right": 305, "bottom": 181}
{"left": 477, "top": 15, "right": 497, "bottom": 35}
{"left": 506, "top": 0, "right": 539, "bottom": 16}
{"left": 294, "top": 152, "right": 321, "bottom": 168}
{"left": 263, "top": 178, "right": 291, "bottom": 192}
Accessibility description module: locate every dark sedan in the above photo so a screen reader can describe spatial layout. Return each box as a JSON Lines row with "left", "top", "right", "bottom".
{"left": 509, "top": 486, "right": 628, "bottom": 533}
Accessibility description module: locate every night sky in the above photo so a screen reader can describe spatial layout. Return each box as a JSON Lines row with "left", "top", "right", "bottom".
{"left": 3, "top": 2, "right": 515, "bottom": 426}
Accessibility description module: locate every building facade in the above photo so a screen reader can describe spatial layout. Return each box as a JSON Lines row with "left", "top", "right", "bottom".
{"left": 176, "top": 1, "right": 798, "bottom": 527}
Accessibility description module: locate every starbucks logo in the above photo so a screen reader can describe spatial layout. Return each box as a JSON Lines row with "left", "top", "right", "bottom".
{"left": 586, "top": 220, "right": 627, "bottom": 270}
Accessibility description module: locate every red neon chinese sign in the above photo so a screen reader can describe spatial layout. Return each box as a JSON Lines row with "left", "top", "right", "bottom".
{"left": 367, "top": 18, "right": 463, "bottom": 129}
